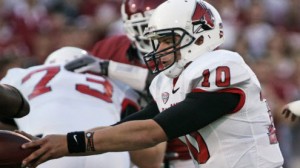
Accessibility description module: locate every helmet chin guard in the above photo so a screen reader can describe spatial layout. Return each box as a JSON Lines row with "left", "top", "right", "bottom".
{"left": 163, "top": 61, "right": 185, "bottom": 78}
{"left": 144, "top": 0, "right": 224, "bottom": 78}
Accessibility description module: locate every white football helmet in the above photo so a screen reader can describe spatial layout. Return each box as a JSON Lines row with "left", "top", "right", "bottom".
{"left": 144, "top": 0, "right": 225, "bottom": 78}
{"left": 44, "top": 46, "right": 90, "bottom": 65}
{"left": 121, "top": 0, "right": 166, "bottom": 54}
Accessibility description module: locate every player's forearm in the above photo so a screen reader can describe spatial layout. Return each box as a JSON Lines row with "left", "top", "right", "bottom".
{"left": 130, "top": 142, "right": 166, "bottom": 168}
{"left": 87, "top": 126, "right": 107, "bottom": 132}
{"left": 90, "top": 120, "right": 167, "bottom": 153}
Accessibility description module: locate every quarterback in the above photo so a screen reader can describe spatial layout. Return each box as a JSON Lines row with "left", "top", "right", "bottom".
{"left": 65, "top": 0, "right": 192, "bottom": 167}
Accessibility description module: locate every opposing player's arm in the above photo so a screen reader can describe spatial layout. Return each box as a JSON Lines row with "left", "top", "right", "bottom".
{"left": 0, "top": 84, "right": 30, "bottom": 118}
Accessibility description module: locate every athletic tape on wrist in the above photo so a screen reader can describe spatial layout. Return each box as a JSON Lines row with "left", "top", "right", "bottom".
{"left": 67, "top": 131, "right": 86, "bottom": 153}
{"left": 86, "top": 132, "right": 96, "bottom": 151}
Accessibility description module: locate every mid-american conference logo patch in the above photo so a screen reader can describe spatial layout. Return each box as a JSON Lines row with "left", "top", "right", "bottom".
{"left": 162, "top": 92, "right": 169, "bottom": 104}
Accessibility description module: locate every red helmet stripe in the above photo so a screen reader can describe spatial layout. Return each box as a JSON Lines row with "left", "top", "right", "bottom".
{"left": 192, "top": 2, "right": 204, "bottom": 21}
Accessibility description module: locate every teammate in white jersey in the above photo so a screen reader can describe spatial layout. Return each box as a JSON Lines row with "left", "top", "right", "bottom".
{"left": 1, "top": 47, "right": 164, "bottom": 168}
{"left": 21, "top": 1, "right": 284, "bottom": 168}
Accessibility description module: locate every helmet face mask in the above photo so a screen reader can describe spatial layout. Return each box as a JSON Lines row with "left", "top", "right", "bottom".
{"left": 121, "top": 0, "right": 166, "bottom": 54}
{"left": 144, "top": 28, "right": 195, "bottom": 74}
{"left": 144, "top": 0, "right": 225, "bottom": 78}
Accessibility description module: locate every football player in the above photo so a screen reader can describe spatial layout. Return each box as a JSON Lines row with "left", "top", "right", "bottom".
{"left": 0, "top": 84, "right": 29, "bottom": 118}
{"left": 21, "top": 1, "right": 284, "bottom": 168}
{"left": 64, "top": 0, "right": 192, "bottom": 167}
{"left": 65, "top": 0, "right": 165, "bottom": 103}
{"left": 1, "top": 47, "right": 165, "bottom": 168}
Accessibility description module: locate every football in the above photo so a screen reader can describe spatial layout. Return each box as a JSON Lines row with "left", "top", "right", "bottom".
{"left": 0, "top": 130, "right": 37, "bottom": 167}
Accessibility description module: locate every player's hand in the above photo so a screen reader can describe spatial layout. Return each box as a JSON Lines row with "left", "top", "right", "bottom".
{"left": 64, "top": 55, "right": 108, "bottom": 76}
{"left": 282, "top": 100, "right": 300, "bottom": 122}
{"left": 21, "top": 134, "right": 68, "bottom": 168}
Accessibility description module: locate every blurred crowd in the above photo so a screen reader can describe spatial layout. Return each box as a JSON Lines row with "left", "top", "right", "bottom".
{"left": 0, "top": 0, "right": 123, "bottom": 67}
{"left": 0, "top": 0, "right": 300, "bottom": 167}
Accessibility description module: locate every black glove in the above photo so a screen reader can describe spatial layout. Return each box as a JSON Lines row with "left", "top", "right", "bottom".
{"left": 64, "top": 55, "right": 109, "bottom": 76}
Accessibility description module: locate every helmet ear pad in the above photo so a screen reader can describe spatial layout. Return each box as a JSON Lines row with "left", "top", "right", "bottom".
{"left": 195, "top": 36, "right": 204, "bottom": 46}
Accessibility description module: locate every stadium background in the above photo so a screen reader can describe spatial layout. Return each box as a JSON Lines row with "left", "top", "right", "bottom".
{"left": 0, "top": 0, "right": 299, "bottom": 167}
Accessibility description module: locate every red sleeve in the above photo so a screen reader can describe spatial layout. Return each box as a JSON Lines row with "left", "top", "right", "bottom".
{"left": 91, "top": 35, "right": 132, "bottom": 63}
{"left": 91, "top": 35, "right": 147, "bottom": 68}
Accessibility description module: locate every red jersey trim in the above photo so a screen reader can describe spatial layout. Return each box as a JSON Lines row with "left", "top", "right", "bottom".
{"left": 165, "top": 138, "right": 191, "bottom": 160}
{"left": 121, "top": 98, "right": 140, "bottom": 114}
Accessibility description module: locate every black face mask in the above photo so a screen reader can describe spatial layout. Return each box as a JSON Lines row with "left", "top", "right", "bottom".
{"left": 144, "top": 28, "right": 195, "bottom": 74}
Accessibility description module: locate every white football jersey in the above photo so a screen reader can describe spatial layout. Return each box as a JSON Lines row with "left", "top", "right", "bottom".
{"left": 150, "top": 50, "right": 284, "bottom": 168}
{"left": 1, "top": 64, "right": 140, "bottom": 168}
